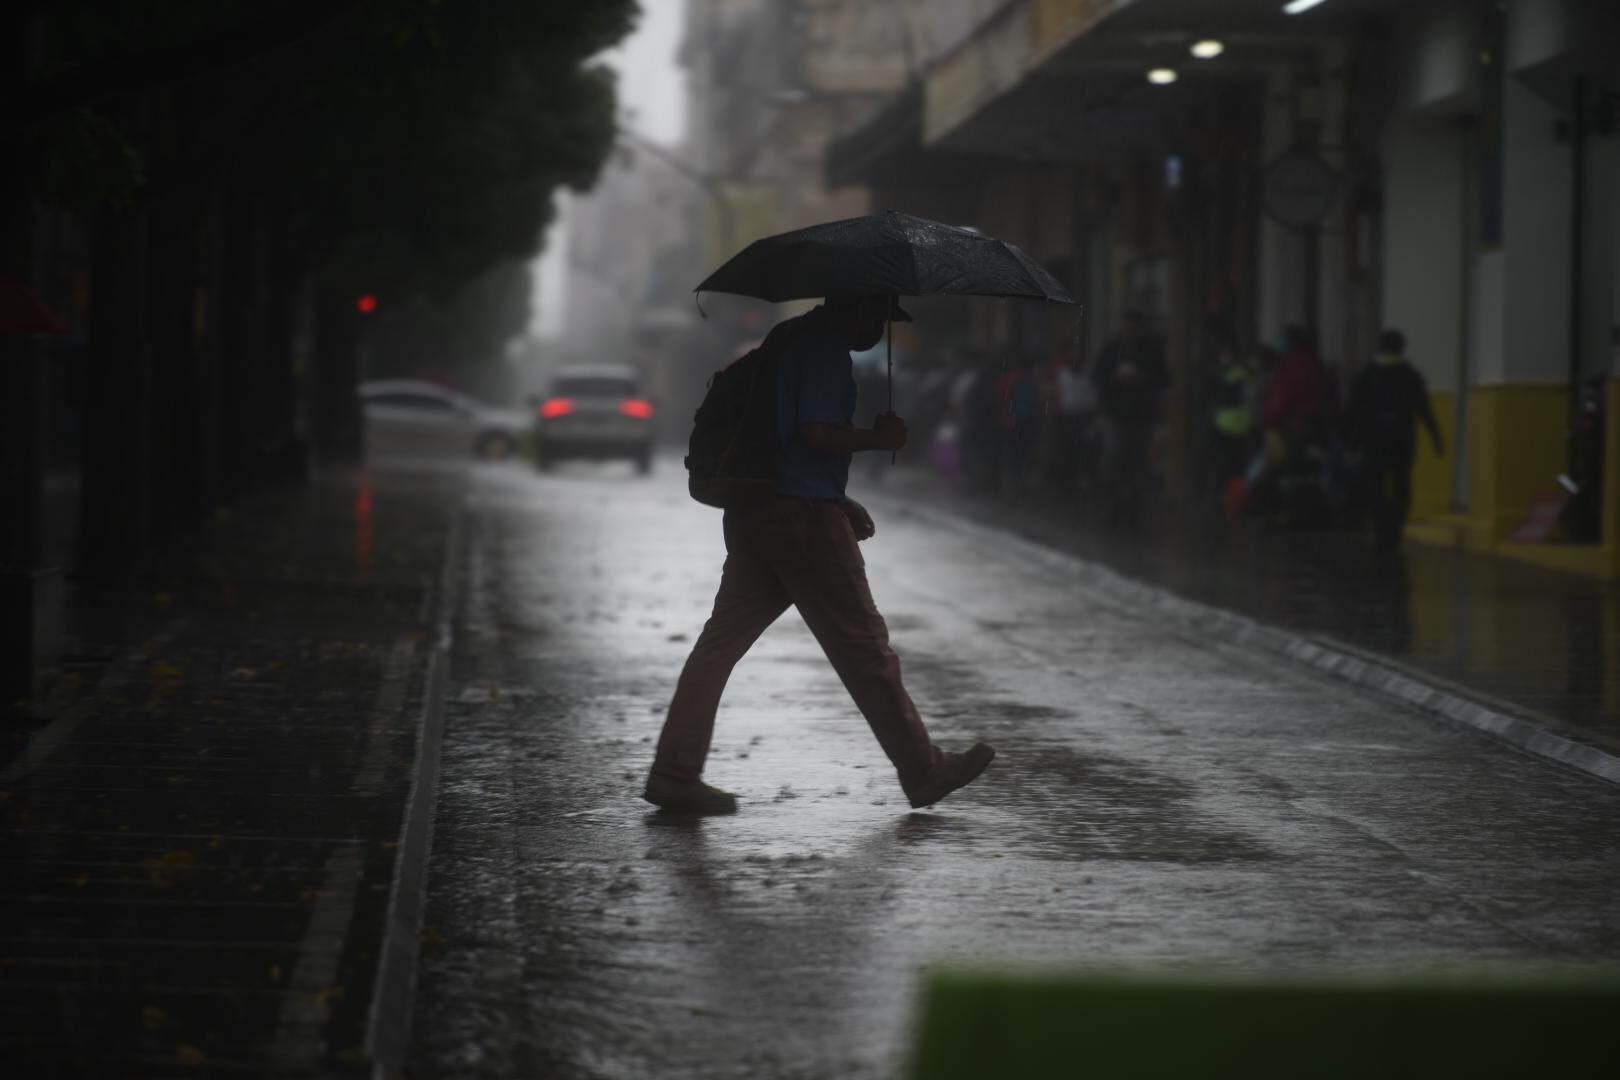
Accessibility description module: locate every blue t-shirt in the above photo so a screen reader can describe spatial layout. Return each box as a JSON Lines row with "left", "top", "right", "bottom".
{"left": 775, "top": 308, "right": 855, "bottom": 500}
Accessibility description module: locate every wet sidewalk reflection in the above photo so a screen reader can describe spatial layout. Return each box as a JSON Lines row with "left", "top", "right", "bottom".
{"left": 871, "top": 467, "right": 1620, "bottom": 750}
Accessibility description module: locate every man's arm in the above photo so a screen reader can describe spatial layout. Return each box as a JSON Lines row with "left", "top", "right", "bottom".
{"left": 1413, "top": 373, "right": 1444, "bottom": 456}
{"left": 842, "top": 497, "right": 876, "bottom": 540}
{"left": 799, "top": 413, "right": 907, "bottom": 455}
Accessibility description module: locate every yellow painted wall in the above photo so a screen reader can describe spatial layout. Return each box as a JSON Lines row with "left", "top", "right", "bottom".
{"left": 1494, "top": 378, "right": 1620, "bottom": 578}
{"left": 1463, "top": 383, "right": 1568, "bottom": 548}
{"left": 1606, "top": 379, "right": 1620, "bottom": 555}
{"left": 1407, "top": 380, "right": 1620, "bottom": 578}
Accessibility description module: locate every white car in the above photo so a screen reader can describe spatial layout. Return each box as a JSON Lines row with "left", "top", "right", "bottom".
{"left": 360, "top": 379, "right": 530, "bottom": 461}
{"left": 534, "top": 365, "right": 657, "bottom": 473}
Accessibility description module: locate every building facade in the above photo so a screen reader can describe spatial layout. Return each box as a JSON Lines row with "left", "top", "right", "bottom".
{"left": 825, "top": 0, "right": 1620, "bottom": 576}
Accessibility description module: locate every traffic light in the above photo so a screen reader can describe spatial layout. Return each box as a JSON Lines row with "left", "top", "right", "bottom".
{"left": 356, "top": 293, "right": 379, "bottom": 315}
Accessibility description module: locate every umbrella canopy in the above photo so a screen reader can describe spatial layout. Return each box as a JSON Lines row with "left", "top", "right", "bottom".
{"left": 695, "top": 211, "right": 1073, "bottom": 305}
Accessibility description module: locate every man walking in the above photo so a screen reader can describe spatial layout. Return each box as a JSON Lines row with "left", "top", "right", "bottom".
{"left": 645, "top": 295, "right": 995, "bottom": 814}
{"left": 1345, "top": 328, "right": 1445, "bottom": 549}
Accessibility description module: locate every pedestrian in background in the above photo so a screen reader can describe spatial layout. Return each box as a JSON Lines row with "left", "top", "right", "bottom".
{"left": 1202, "top": 317, "right": 1253, "bottom": 504}
{"left": 993, "top": 353, "right": 1040, "bottom": 497}
{"left": 964, "top": 357, "right": 1000, "bottom": 492}
{"left": 1247, "top": 325, "right": 1338, "bottom": 526}
{"left": 1344, "top": 327, "right": 1444, "bottom": 550}
{"left": 933, "top": 350, "right": 981, "bottom": 480}
{"left": 1092, "top": 309, "right": 1168, "bottom": 525}
{"left": 645, "top": 294, "right": 995, "bottom": 814}
{"left": 1225, "top": 344, "right": 1279, "bottom": 518}
{"left": 1262, "top": 324, "right": 1330, "bottom": 453}
{"left": 1053, "top": 344, "right": 1099, "bottom": 493}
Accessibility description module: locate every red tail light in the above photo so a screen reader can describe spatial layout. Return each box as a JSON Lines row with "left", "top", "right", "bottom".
{"left": 540, "top": 398, "right": 575, "bottom": 419}
{"left": 620, "top": 399, "right": 654, "bottom": 419}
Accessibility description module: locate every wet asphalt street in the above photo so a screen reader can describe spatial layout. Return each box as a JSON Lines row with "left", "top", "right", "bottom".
{"left": 408, "top": 456, "right": 1620, "bottom": 1079}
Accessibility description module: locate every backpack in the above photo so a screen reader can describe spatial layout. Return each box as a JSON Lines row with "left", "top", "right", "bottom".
{"left": 685, "top": 315, "right": 806, "bottom": 509}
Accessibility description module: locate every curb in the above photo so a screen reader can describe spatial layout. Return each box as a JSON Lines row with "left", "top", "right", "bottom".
{"left": 366, "top": 500, "right": 466, "bottom": 1078}
{"left": 881, "top": 494, "right": 1620, "bottom": 789}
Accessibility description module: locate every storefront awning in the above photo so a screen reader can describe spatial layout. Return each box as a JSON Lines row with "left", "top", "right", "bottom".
{"left": 828, "top": 0, "right": 1414, "bottom": 185}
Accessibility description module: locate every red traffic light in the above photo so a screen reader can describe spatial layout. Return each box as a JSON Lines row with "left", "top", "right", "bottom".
{"left": 356, "top": 294, "right": 379, "bottom": 315}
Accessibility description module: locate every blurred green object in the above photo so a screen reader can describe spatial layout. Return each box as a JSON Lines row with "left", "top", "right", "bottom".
{"left": 909, "top": 969, "right": 1620, "bottom": 1079}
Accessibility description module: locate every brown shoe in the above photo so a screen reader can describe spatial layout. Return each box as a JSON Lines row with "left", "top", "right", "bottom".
{"left": 905, "top": 743, "right": 996, "bottom": 809}
{"left": 643, "top": 774, "right": 739, "bottom": 814}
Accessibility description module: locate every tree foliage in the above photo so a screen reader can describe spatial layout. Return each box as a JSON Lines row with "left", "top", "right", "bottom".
{"left": 23, "top": 0, "right": 637, "bottom": 299}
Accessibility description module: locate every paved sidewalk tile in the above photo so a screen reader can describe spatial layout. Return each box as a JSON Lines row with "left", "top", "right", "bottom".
{"left": 1, "top": 467, "right": 462, "bottom": 1077}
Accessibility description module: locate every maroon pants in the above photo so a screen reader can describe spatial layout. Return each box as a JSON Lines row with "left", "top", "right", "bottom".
{"left": 652, "top": 497, "right": 942, "bottom": 789}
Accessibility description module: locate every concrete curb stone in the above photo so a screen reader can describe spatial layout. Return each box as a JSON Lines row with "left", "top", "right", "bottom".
{"left": 365, "top": 498, "right": 466, "bottom": 1078}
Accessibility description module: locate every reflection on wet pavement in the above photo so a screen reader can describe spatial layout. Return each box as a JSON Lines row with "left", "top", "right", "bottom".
{"left": 988, "top": 742, "right": 1279, "bottom": 865}
{"left": 409, "top": 461, "right": 1620, "bottom": 1079}
{"left": 877, "top": 468, "right": 1620, "bottom": 748}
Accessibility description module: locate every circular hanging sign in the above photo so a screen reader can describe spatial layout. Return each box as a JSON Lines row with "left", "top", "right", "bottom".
{"left": 1261, "top": 150, "right": 1341, "bottom": 230}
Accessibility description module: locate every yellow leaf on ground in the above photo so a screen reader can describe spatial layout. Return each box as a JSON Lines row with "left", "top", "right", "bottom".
{"left": 142, "top": 850, "right": 197, "bottom": 888}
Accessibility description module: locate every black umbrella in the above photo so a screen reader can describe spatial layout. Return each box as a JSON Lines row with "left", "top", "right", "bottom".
{"left": 695, "top": 212, "right": 1074, "bottom": 447}
{"left": 694, "top": 210, "right": 1073, "bottom": 304}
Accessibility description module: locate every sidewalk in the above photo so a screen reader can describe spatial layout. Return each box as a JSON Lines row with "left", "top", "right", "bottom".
{"left": 0, "top": 465, "right": 463, "bottom": 1077}
{"left": 865, "top": 464, "right": 1620, "bottom": 774}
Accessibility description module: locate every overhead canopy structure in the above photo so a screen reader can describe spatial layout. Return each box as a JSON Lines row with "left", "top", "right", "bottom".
{"left": 828, "top": 0, "right": 1415, "bottom": 184}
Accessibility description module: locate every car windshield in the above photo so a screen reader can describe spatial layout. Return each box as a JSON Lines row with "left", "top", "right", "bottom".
{"left": 552, "top": 377, "right": 636, "bottom": 398}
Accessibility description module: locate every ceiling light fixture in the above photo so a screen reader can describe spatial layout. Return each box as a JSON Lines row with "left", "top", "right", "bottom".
{"left": 1147, "top": 67, "right": 1178, "bottom": 85}
{"left": 1190, "top": 39, "right": 1225, "bottom": 59}
{"left": 1283, "top": 0, "right": 1329, "bottom": 13}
